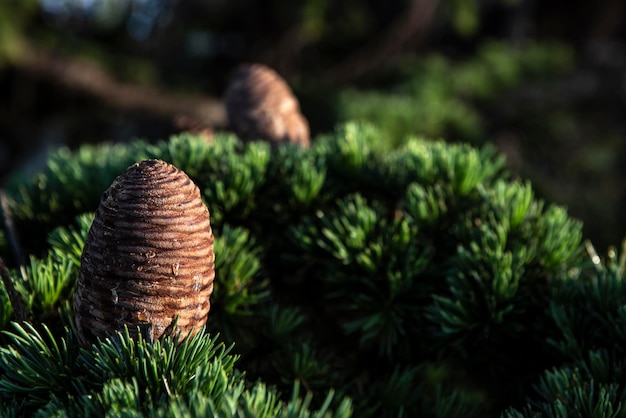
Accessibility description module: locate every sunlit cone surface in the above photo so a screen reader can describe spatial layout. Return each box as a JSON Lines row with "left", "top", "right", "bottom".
{"left": 74, "top": 159, "right": 215, "bottom": 344}
{"left": 224, "top": 63, "right": 310, "bottom": 147}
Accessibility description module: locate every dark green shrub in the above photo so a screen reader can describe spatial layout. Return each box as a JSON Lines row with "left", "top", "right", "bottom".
{"left": 1, "top": 122, "right": 613, "bottom": 417}
{"left": 503, "top": 242, "right": 626, "bottom": 417}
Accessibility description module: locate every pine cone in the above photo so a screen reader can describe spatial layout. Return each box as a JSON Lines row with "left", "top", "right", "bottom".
{"left": 73, "top": 159, "right": 215, "bottom": 344}
{"left": 224, "top": 63, "right": 310, "bottom": 147}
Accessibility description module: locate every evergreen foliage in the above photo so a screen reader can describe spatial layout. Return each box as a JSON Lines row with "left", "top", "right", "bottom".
{"left": 0, "top": 122, "right": 614, "bottom": 416}
{"left": 0, "top": 323, "right": 351, "bottom": 417}
{"left": 504, "top": 241, "right": 626, "bottom": 417}
{"left": 336, "top": 41, "right": 574, "bottom": 148}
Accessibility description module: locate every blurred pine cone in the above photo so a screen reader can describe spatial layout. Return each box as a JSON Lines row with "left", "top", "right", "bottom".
{"left": 224, "top": 63, "right": 310, "bottom": 147}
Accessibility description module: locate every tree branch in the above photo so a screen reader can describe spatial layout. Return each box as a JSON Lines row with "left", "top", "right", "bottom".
{"left": 0, "top": 190, "right": 24, "bottom": 267}
{"left": 325, "top": 0, "right": 440, "bottom": 83}
{"left": 11, "top": 40, "right": 228, "bottom": 130}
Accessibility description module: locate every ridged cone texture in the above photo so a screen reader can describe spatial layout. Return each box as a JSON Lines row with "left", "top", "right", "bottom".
{"left": 74, "top": 159, "right": 215, "bottom": 344}
{"left": 224, "top": 63, "right": 310, "bottom": 147}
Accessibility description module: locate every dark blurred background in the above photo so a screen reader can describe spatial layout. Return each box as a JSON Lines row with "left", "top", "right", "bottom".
{"left": 0, "top": 0, "right": 625, "bottom": 248}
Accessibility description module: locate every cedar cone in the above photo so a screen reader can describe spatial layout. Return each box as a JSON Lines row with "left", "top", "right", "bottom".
{"left": 73, "top": 159, "right": 215, "bottom": 344}
{"left": 224, "top": 63, "right": 310, "bottom": 147}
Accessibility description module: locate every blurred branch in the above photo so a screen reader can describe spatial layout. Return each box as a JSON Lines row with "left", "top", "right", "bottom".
{"left": 254, "top": 0, "right": 440, "bottom": 85}
{"left": 0, "top": 190, "right": 24, "bottom": 267}
{"left": 10, "top": 39, "right": 228, "bottom": 129}
{"left": 588, "top": 0, "right": 624, "bottom": 40}
{"left": 325, "top": 0, "right": 440, "bottom": 83}
{"left": 256, "top": 25, "right": 306, "bottom": 77}
{"left": 0, "top": 256, "right": 27, "bottom": 323}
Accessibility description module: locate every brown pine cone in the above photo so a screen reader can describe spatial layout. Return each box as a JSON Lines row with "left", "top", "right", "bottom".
{"left": 73, "top": 159, "right": 215, "bottom": 344}
{"left": 224, "top": 63, "right": 310, "bottom": 147}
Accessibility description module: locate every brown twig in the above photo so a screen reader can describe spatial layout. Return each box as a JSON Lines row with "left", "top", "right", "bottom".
{"left": 0, "top": 257, "right": 27, "bottom": 323}
{"left": 0, "top": 190, "right": 24, "bottom": 267}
